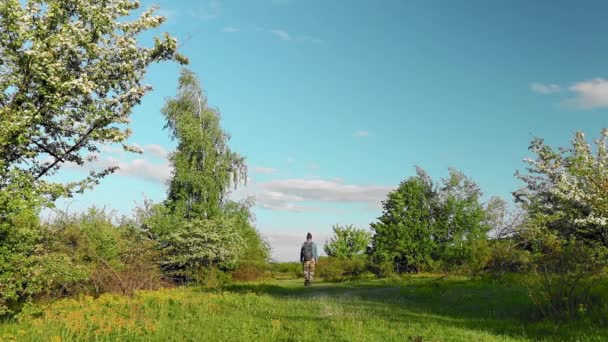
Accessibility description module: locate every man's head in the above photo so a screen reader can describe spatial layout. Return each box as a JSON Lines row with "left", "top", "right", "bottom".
{"left": 306, "top": 232, "right": 312, "bottom": 241}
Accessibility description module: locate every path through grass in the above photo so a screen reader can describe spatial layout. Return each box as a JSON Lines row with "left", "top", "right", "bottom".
{"left": 0, "top": 276, "right": 605, "bottom": 341}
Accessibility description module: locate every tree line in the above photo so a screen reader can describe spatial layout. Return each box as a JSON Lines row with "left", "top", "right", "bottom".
{"left": 321, "top": 131, "right": 608, "bottom": 320}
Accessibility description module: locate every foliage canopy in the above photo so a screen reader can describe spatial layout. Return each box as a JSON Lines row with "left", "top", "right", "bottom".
{"left": 0, "top": 0, "right": 187, "bottom": 209}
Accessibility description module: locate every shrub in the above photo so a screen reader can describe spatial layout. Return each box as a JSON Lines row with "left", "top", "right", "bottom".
{"left": 271, "top": 262, "right": 303, "bottom": 279}
{"left": 525, "top": 239, "right": 605, "bottom": 321}
{"left": 194, "top": 266, "right": 232, "bottom": 289}
{"left": 156, "top": 216, "right": 243, "bottom": 282}
{"left": 435, "top": 239, "right": 492, "bottom": 275}
{"left": 486, "top": 239, "right": 532, "bottom": 277}
{"left": 0, "top": 208, "right": 88, "bottom": 316}
{"left": 316, "top": 258, "right": 343, "bottom": 282}
{"left": 317, "top": 255, "right": 369, "bottom": 282}
{"left": 224, "top": 200, "right": 271, "bottom": 282}
{"left": 89, "top": 228, "right": 166, "bottom": 296}
{"left": 46, "top": 208, "right": 166, "bottom": 296}
{"left": 367, "top": 257, "right": 397, "bottom": 277}
{"left": 230, "top": 261, "right": 271, "bottom": 282}
{"left": 141, "top": 201, "right": 258, "bottom": 283}
{"left": 0, "top": 251, "right": 88, "bottom": 316}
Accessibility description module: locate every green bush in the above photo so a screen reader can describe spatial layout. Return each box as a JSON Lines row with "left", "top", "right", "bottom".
{"left": 230, "top": 261, "right": 271, "bottom": 281}
{"left": 0, "top": 207, "right": 87, "bottom": 316}
{"left": 316, "top": 258, "right": 343, "bottom": 282}
{"left": 434, "top": 239, "right": 492, "bottom": 275}
{"left": 367, "top": 257, "right": 397, "bottom": 277}
{"left": 271, "top": 262, "right": 303, "bottom": 279}
{"left": 0, "top": 251, "right": 88, "bottom": 317}
{"left": 317, "top": 255, "right": 369, "bottom": 282}
{"left": 156, "top": 217, "right": 243, "bottom": 282}
{"left": 525, "top": 239, "right": 605, "bottom": 321}
{"left": 486, "top": 239, "right": 532, "bottom": 277}
{"left": 194, "top": 266, "right": 232, "bottom": 289}
{"left": 46, "top": 208, "right": 166, "bottom": 296}
{"left": 224, "top": 200, "right": 271, "bottom": 282}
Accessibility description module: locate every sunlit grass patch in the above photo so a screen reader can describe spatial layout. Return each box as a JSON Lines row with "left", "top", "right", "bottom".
{"left": 1, "top": 277, "right": 607, "bottom": 341}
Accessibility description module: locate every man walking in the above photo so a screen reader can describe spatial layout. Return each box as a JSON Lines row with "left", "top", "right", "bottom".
{"left": 300, "top": 232, "right": 318, "bottom": 287}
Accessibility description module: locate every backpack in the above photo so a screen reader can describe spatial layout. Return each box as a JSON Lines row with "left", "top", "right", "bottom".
{"left": 302, "top": 241, "right": 314, "bottom": 261}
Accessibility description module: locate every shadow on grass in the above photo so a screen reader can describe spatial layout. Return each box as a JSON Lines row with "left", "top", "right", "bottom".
{"left": 221, "top": 277, "right": 604, "bottom": 341}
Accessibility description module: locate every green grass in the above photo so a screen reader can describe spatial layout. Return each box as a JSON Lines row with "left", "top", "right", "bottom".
{"left": 1, "top": 275, "right": 606, "bottom": 341}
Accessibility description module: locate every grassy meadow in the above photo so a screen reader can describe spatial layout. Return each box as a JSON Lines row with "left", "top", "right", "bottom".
{"left": 1, "top": 275, "right": 606, "bottom": 342}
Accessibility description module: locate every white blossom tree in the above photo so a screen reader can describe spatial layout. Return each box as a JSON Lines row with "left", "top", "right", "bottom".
{"left": 0, "top": 0, "right": 187, "bottom": 208}
{"left": 515, "top": 129, "right": 608, "bottom": 248}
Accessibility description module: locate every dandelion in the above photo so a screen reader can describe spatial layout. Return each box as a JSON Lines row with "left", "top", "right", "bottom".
{"left": 271, "top": 319, "right": 281, "bottom": 332}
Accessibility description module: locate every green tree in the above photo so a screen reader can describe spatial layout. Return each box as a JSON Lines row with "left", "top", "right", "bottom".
{"left": 324, "top": 224, "right": 371, "bottom": 258}
{"left": 370, "top": 167, "right": 491, "bottom": 273}
{"left": 433, "top": 169, "right": 490, "bottom": 269}
{"left": 162, "top": 69, "right": 246, "bottom": 220}
{"left": 371, "top": 171, "right": 435, "bottom": 273}
{"left": 0, "top": 0, "right": 187, "bottom": 206}
{"left": 153, "top": 69, "right": 253, "bottom": 280}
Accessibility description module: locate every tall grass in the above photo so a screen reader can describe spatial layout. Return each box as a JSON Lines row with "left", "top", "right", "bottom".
{"left": 1, "top": 276, "right": 607, "bottom": 341}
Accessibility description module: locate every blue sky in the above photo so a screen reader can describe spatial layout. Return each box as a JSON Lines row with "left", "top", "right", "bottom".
{"left": 53, "top": 0, "right": 608, "bottom": 260}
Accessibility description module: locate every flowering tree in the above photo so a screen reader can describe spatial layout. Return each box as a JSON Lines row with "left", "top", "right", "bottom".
{"left": 515, "top": 129, "right": 608, "bottom": 249}
{"left": 514, "top": 130, "right": 608, "bottom": 319}
{"left": 0, "top": 0, "right": 186, "bottom": 314}
{"left": 0, "top": 0, "right": 187, "bottom": 208}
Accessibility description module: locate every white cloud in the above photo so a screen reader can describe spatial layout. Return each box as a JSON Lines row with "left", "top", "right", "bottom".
{"left": 287, "top": 157, "right": 296, "bottom": 164}
{"left": 253, "top": 29, "right": 322, "bottom": 44}
{"left": 271, "top": 29, "right": 290, "bottom": 41}
{"left": 64, "top": 157, "right": 172, "bottom": 184}
{"left": 253, "top": 166, "right": 277, "bottom": 174}
{"left": 113, "top": 159, "right": 172, "bottom": 183}
{"left": 222, "top": 26, "right": 240, "bottom": 33}
{"left": 100, "top": 144, "right": 169, "bottom": 159}
{"left": 144, "top": 144, "right": 169, "bottom": 158}
{"left": 194, "top": 0, "right": 221, "bottom": 20}
{"left": 263, "top": 179, "right": 392, "bottom": 203}
{"left": 566, "top": 78, "right": 608, "bottom": 109}
{"left": 234, "top": 178, "right": 394, "bottom": 212}
{"left": 353, "top": 131, "right": 370, "bottom": 137}
{"left": 100, "top": 145, "right": 124, "bottom": 154}
{"left": 530, "top": 82, "right": 562, "bottom": 94}
{"left": 531, "top": 78, "right": 608, "bottom": 109}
